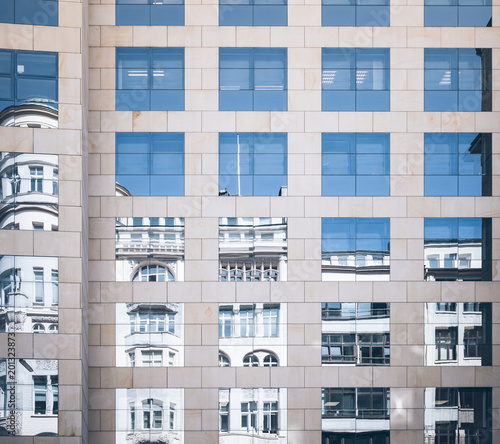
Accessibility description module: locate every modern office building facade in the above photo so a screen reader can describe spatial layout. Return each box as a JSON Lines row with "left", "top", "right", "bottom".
{"left": 0, "top": 0, "right": 498, "bottom": 443}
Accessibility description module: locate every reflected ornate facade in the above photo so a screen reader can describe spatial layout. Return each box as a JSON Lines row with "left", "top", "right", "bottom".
{"left": 219, "top": 388, "right": 287, "bottom": 444}
{"left": 116, "top": 217, "right": 185, "bottom": 282}
{"left": 0, "top": 359, "right": 58, "bottom": 436}
{"left": 116, "top": 303, "right": 184, "bottom": 367}
{"left": 0, "top": 153, "right": 58, "bottom": 231}
{"left": 219, "top": 217, "right": 287, "bottom": 282}
{"left": 0, "top": 255, "right": 58, "bottom": 333}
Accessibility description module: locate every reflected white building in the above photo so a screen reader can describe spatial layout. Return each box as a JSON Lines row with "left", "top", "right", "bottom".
{"left": 116, "top": 388, "right": 183, "bottom": 444}
{"left": 0, "top": 256, "right": 58, "bottom": 333}
{"left": 0, "top": 153, "right": 58, "bottom": 231}
{"left": 116, "top": 217, "right": 185, "bottom": 282}
{"left": 219, "top": 218, "right": 287, "bottom": 282}
{"left": 0, "top": 359, "right": 58, "bottom": 436}
{"left": 321, "top": 250, "right": 390, "bottom": 282}
{"left": 116, "top": 303, "right": 184, "bottom": 367}
{"left": 219, "top": 303, "right": 287, "bottom": 367}
{"left": 219, "top": 388, "right": 287, "bottom": 444}
{"left": 0, "top": 103, "right": 58, "bottom": 129}
{"left": 424, "top": 303, "right": 491, "bottom": 366}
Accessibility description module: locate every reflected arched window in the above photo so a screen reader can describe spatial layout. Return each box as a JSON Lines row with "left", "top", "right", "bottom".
{"left": 243, "top": 354, "right": 259, "bottom": 367}
{"left": 132, "top": 265, "right": 174, "bottom": 282}
{"left": 263, "top": 354, "right": 279, "bottom": 367}
{"left": 48, "top": 324, "right": 58, "bottom": 333}
{"left": 33, "top": 324, "right": 45, "bottom": 333}
{"left": 219, "top": 352, "right": 230, "bottom": 367}
{"left": 142, "top": 398, "right": 163, "bottom": 429}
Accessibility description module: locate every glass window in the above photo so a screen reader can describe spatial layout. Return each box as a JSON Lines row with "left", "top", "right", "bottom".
{"left": 322, "top": 0, "right": 389, "bottom": 26}
{"left": 425, "top": 0, "right": 491, "bottom": 27}
{"left": 263, "top": 305, "right": 279, "bottom": 337}
{"left": 424, "top": 218, "right": 492, "bottom": 281}
{"left": 322, "top": 48, "right": 390, "bottom": 111}
{"left": 116, "top": 47, "right": 184, "bottom": 111}
{"left": 34, "top": 268, "right": 44, "bottom": 303}
{"left": 322, "top": 218, "right": 390, "bottom": 281}
{"left": 220, "top": 0, "right": 287, "bottom": 26}
{"left": 322, "top": 133, "right": 389, "bottom": 196}
{"left": 435, "top": 327, "right": 457, "bottom": 361}
{"left": 142, "top": 350, "right": 163, "bottom": 367}
{"left": 243, "top": 354, "right": 259, "bottom": 366}
{"left": 0, "top": 0, "right": 58, "bottom": 26}
{"left": 219, "top": 48, "right": 287, "bottom": 111}
{"left": 424, "top": 133, "right": 491, "bottom": 197}
{"left": 322, "top": 388, "right": 390, "bottom": 419}
{"left": 219, "top": 132, "right": 287, "bottom": 197}
{"left": 115, "top": 132, "right": 184, "bottom": 196}
{"left": 219, "top": 307, "right": 232, "bottom": 337}
{"left": 116, "top": 0, "right": 184, "bottom": 26}
{"left": 424, "top": 48, "right": 492, "bottom": 112}
{"left": 239, "top": 307, "right": 254, "bottom": 337}
{"left": 0, "top": 49, "right": 58, "bottom": 127}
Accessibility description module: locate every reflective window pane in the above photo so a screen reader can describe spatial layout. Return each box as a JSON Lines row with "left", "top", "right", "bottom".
{"left": 220, "top": 1, "right": 287, "bottom": 25}
{"left": 0, "top": 0, "right": 58, "bottom": 26}
{"left": 116, "top": 0, "right": 184, "bottom": 25}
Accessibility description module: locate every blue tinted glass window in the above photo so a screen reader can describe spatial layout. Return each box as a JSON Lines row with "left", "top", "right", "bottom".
{"left": 424, "top": 0, "right": 491, "bottom": 27}
{"left": 424, "top": 48, "right": 491, "bottom": 112}
{"left": 1, "top": 0, "right": 58, "bottom": 26}
{"left": 220, "top": 0, "right": 287, "bottom": 26}
{"left": 116, "top": 133, "right": 185, "bottom": 196}
{"left": 116, "top": 48, "right": 184, "bottom": 111}
{"left": 0, "top": 49, "right": 58, "bottom": 128}
{"left": 322, "top": 217, "right": 390, "bottom": 281}
{"left": 322, "top": 0, "right": 389, "bottom": 26}
{"left": 219, "top": 48, "right": 287, "bottom": 111}
{"left": 322, "top": 133, "right": 389, "bottom": 196}
{"left": 424, "top": 133, "right": 491, "bottom": 197}
{"left": 219, "top": 133, "right": 287, "bottom": 196}
{"left": 424, "top": 218, "right": 491, "bottom": 281}
{"left": 322, "top": 48, "right": 390, "bottom": 111}
{"left": 116, "top": 0, "right": 184, "bottom": 26}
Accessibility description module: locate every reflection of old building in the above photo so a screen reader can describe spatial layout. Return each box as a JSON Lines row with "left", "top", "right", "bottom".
{"left": 0, "top": 359, "right": 58, "bottom": 436}
{"left": 424, "top": 387, "right": 491, "bottom": 444}
{"left": 116, "top": 217, "right": 185, "bottom": 281}
{"left": 219, "top": 388, "right": 287, "bottom": 444}
{"left": 321, "top": 387, "right": 390, "bottom": 444}
{"left": 219, "top": 218, "right": 287, "bottom": 282}
{"left": 116, "top": 388, "right": 183, "bottom": 444}
{"left": 0, "top": 255, "right": 58, "bottom": 333}
{"left": 322, "top": 303, "right": 390, "bottom": 366}
{"left": 424, "top": 303, "right": 492, "bottom": 367}
{"left": 219, "top": 303, "right": 286, "bottom": 367}
{"left": 0, "top": 153, "right": 58, "bottom": 231}
{"left": 116, "top": 303, "right": 184, "bottom": 367}
{"left": 0, "top": 103, "right": 58, "bottom": 129}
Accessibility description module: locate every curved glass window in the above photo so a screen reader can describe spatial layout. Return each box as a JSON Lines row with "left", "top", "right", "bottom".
{"left": 132, "top": 264, "right": 174, "bottom": 282}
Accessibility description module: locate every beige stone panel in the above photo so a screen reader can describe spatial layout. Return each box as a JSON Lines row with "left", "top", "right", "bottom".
{"left": 372, "top": 197, "right": 407, "bottom": 217}
{"left": 392, "top": 302, "right": 423, "bottom": 323}
{"left": 88, "top": 346, "right": 115, "bottom": 367}
{"left": 0, "top": 230, "right": 33, "bottom": 255}
{"left": 271, "top": 27, "right": 305, "bottom": 47}
{"left": 288, "top": 345, "right": 321, "bottom": 366}
{"left": 88, "top": 196, "right": 101, "bottom": 218}
{"left": 202, "top": 323, "right": 218, "bottom": 345}
{"left": 390, "top": 406, "right": 407, "bottom": 430}
{"left": 89, "top": 25, "right": 100, "bottom": 48}
{"left": 100, "top": 282, "right": 132, "bottom": 303}
{"left": 407, "top": 367, "right": 441, "bottom": 387}
{"left": 88, "top": 174, "right": 114, "bottom": 197}
{"left": 186, "top": 68, "right": 203, "bottom": 90}
{"left": 59, "top": 360, "right": 82, "bottom": 386}
{"left": 289, "top": 48, "right": 321, "bottom": 69}
{"left": 235, "top": 283, "right": 271, "bottom": 302}
{"left": 236, "top": 27, "right": 271, "bottom": 47}
{"left": 289, "top": 90, "right": 321, "bottom": 112}
{"left": 271, "top": 112, "right": 305, "bottom": 132}
{"left": 288, "top": 132, "right": 321, "bottom": 154}
{"left": 390, "top": 323, "right": 407, "bottom": 345}
{"left": 0, "top": 24, "right": 33, "bottom": 50}
{"left": 475, "top": 28, "right": 500, "bottom": 48}
{"left": 101, "top": 111, "right": 135, "bottom": 132}
{"left": 59, "top": 385, "right": 82, "bottom": 412}
{"left": 34, "top": 26, "right": 80, "bottom": 52}
{"left": 234, "top": 111, "right": 271, "bottom": 132}
{"left": 407, "top": 238, "right": 424, "bottom": 261}
{"left": 182, "top": 431, "right": 218, "bottom": 444}
{"left": 101, "top": 368, "right": 132, "bottom": 388}
{"left": 201, "top": 152, "right": 217, "bottom": 174}
{"left": 88, "top": 432, "right": 117, "bottom": 443}
{"left": 475, "top": 112, "right": 500, "bottom": 133}
{"left": 100, "top": 239, "right": 116, "bottom": 261}
{"left": 89, "top": 47, "right": 115, "bottom": 69}
{"left": 288, "top": 218, "right": 321, "bottom": 239}
{"left": 391, "top": 431, "right": 426, "bottom": 444}
{"left": 304, "top": 197, "right": 339, "bottom": 217}
{"left": 168, "top": 26, "right": 203, "bottom": 47}
{"left": 185, "top": 153, "right": 202, "bottom": 175}
{"left": 440, "top": 27, "right": 475, "bottom": 48}
{"left": 184, "top": 388, "right": 218, "bottom": 409}
{"left": 390, "top": 175, "right": 424, "bottom": 196}
{"left": 476, "top": 282, "right": 500, "bottom": 302}
{"left": 185, "top": 238, "right": 202, "bottom": 260}
{"left": 132, "top": 196, "right": 168, "bottom": 216}
{"left": 338, "top": 112, "right": 373, "bottom": 132}
{"left": 287, "top": 409, "right": 305, "bottom": 431}
{"left": 374, "top": 27, "right": 407, "bottom": 48}
{"left": 185, "top": 174, "right": 218, "bottom": 196}
{"left": 271, "top": 281, "right": 305, "bottom": 303}
{"left": 89, "top": 90, "right": 114, "bottom": 111}
{"left": 202, "top": 26, "right": 235, "bottom": 47}
{"left": 304, "top": 238, "right": 322, "bottom": 261}
{"left": 391, "top": 132, "right": 424, "bottom": 154}
{"left": 100, "top": 68, "right": 116, "bottom": 90}
{"left": 475, "top": 196, "right": 500, "bottom": 217}
{"left": 288, "top": 302, "right": 320, "bottom": 324}
{"left": 289, "top": 322, "right": 305, "bottom": 346}
{"left": 101, "top": 196, "right": 134, "bottom": 217}
{"left": 131, "top": 111, "right": 167, "bottom": 132}
{"left": 338, "top": 197, "right": 373, "bottom": 216}
{"left": 89, "top": 389, "right": 115, "bottom": 410}
{"left": 373, "top": 282, "right": 407, "bottom": 302}
{"left": 304, "top": 68, "right": 321, "bottom": 91}
{"left": 288, "top": 175, "right": 321, "bottom": 196}
{"left": 304, "top": 27, "right": 338, "bottom": 47}
{"left": 58, "top": 104, "right": 82, "bottom": 130}
{"left": 441, "top": 367, "right": 475, "bottom": 387}
{"left": 89, "top": 5, "right": 115, "bottom": 25}
{"left": 168, "top": 111, "right": 202, "bottom": 132}
{"left": 440, "top": 197, "right": 475, "bottom": 217}
{"left": 338, "top": 27, "right": 373, "bottom": 47}
{"left": 373, "top": 112, "right": 407, "bottom": 133}
{"left": 338, "top": 366, "right": 373, "bottom": 387}
{"left": 201, "top": 367, "right": 235, "bottom": 387}
{"left": 34, "top": 333, "right": 81, "bottom": 359}
{"left": 391, "top": 260, "right": 422, "bottom": 281}
{"left": 233, "top": 196, "right": 269, "bottom": 215}
{"left": 390, "top": 239, "right": 406, "bottom": 260}
{"left": 391, "top": 48, "right": 424, "bottom": 70}
{"left": 235, "top": 367, "right": 271, "bottom": 387}
{"left": 475, "top": 367, "right": 500, "bottom": 387}
{"left": 59, "top": 155, "right": 83, "bottom": 180}
{"left": 34, "top": 128, "right": 81, "bottom": 155}
{"left": 0, "top": 127, "right": 33, "bottom": 152}
{"left": 270, "top": 367, "right": 305, "bottom": 387}
{"left": 186, "top": 90, "right": 219, "bottom": 111}
{"left": 201, "top": 282, "right": 235, "bottom": 303}
{"left": 185, "top": 5, "right": 218, "bottom": 25}
{"left": 89, "top": 217, "right": 115, "bottom": 239}
{"left": 185, "top": 132, "right": 218, "bottom": 154}
{"left": 88, "top": 111, "right": 101, "bottom": 132}
{"left": 407, "top": 69, "right": 424, "bottom": 92}
{"left": 391, "top": 6, "right": 423, "bottom": 26}
{"left": 33, "top": 231, "right": 80, "bottom": 257}
{"left": 406, "top": 197, "right": 440, "bottom": 217}
{"left": 59, "top": 283, "right": 82, "bottom": 309}
{"left": 59, "top": 78, "right": 81, "bottom": 105}
{"left": 392, "top": 345, "right": 424, "bottom": 366}
{"left": 304, "top": 367, "right": 338, "bottom": 388}
{"left": 167, "top": 196, "right": 203, "bottom": 217}
{"left": 339, "top": 282, "right": 373, "bottom": 301}
{"left": 0, "top": 333, "right": 32, "bottom": 358}
{"left": 59, "top": 207, "right": 83, "bottom": 233}
{"left": 269, "top": 197, "right": 305, "bottom": 218}
{"left": 441, "top": 281, "right": 475, "bottom": 302}
{"left": 289, "top": 431, "right": 322, "bottom": 444}
{"left": 89, "top": 260, "right": 115, "bottom": 282}
{"left": 133, "top": 27, "right": 168, "bottom": 47}
{"left": 200, "top": 197, "right": 235, "bottom": 217}
{"left": 391, "top": 91, "right": 424, "bottom": 112}
{"left": 288, "top": 5, "right": 321, "bottom": 26}
{"left": 132, "top": 282, "right": 168, "bottom": 303}
{"left": 373, "top": 367, "right": 407, "bottom": 387}
{"left": 100, "top": 26, "right": 133, "bottom": 46}
{"left": 391, "top": 388, "right": 424, "bottom": 410}
{"left": 287, "top": 260, "right": 321, "bottom": 281}
{"left": 441, "top": 112, "right": 475, "bottom": 132}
